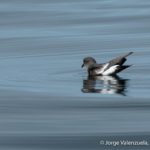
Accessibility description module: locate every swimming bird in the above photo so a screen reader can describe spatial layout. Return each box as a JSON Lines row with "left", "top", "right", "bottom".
{"left": 82, "top": 52, "right": 133, "bottom": 76}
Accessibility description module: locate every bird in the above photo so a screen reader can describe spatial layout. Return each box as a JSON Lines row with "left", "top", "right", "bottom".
{"left": 81, "top": 52, "right": 133, "bottom": 76}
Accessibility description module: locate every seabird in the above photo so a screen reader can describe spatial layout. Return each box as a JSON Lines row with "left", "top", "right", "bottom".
{"left": 82, "top": 52, "right": 133, "bottom": 76}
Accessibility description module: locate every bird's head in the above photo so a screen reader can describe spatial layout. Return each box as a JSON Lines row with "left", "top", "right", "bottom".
{"left": 82, "top": 57, "right": 97, "bottom": 69}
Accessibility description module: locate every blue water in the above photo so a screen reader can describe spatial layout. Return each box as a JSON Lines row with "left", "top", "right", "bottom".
{"left": 0, "top": 0, "right": 150, "bottom": 149}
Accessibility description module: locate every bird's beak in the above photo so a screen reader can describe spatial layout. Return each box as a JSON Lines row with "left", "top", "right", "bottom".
{"left": 81, "top": 64, "right": 84, "bottom": 68}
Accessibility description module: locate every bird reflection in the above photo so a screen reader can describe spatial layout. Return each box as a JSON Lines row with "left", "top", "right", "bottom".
{"left": 81, "top": 75, "right": 129, "bottom": 96}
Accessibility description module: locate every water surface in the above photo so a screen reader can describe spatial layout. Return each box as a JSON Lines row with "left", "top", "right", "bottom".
{"left": 0, "top": 0, "right": 150, "bottom": 149}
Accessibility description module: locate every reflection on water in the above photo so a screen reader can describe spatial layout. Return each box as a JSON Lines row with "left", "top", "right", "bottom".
{"left": 82, "top": 75, "right": 129, "bottom": 96}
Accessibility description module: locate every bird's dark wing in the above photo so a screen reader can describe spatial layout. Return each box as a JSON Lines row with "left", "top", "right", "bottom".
{"left": 88, "top": 63, "right": 104, "bottom": 76}
{"left": 89, "top": 63, "right": 104, "bottom": 70}
{"left": 107, "top": 52, "right": 133, "bottom": 68}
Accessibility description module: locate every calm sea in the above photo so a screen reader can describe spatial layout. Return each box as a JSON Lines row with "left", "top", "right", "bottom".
{"left": 0, "top": 0, "right": 150, "bottom": 149}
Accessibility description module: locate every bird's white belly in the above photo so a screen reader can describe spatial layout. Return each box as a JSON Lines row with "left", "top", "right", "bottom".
{"left": 95, "top": 63, "right": 109, "bottom": 74}
{"left": 102, "top": 65, "right": 119, "bottom": 75}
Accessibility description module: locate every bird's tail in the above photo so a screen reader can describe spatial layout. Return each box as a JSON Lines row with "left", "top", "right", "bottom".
{"left": 117, "top": 65, "right": 132, "bottom": 73}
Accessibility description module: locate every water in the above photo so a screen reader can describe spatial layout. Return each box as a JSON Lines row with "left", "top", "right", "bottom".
{"left": 0, "top": 0, "right": 150, "bottom": 149}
